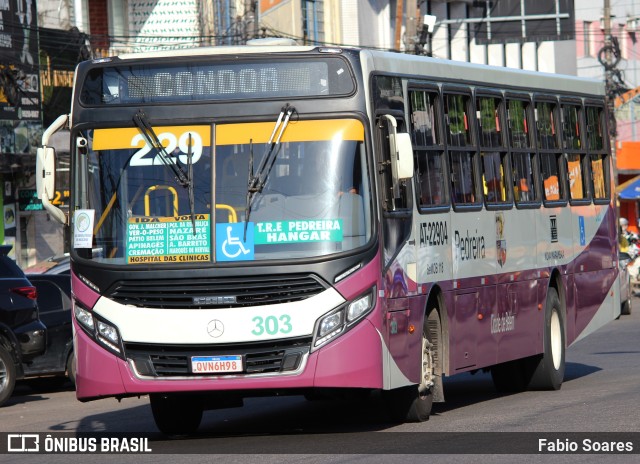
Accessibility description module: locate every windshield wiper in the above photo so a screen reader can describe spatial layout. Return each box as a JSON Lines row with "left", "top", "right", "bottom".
{"left": 244, "top": 104, "right": 296, "bottom": 238}
{"left": 133, "top": 110, "right": 197, "bottom": 236}
{"left": 133, "top": 110, "right": 190, "bottom": 187}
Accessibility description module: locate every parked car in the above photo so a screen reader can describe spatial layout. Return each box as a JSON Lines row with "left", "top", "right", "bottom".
{"left": 24, "top": 273, "right": 75, "bottom": 385}
{"left": 23, "top": 254, "right": 70, "bottom": 275}
{"left": 0, "top": 245, "right": 47, "bottom": 406}
{"left": 619, "top": 251, "right": 633, "bottom": 316}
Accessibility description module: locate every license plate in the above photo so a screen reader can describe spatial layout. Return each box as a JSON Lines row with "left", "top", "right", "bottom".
{"left": 191, "top": 355, "right": 243, "bottom": 374}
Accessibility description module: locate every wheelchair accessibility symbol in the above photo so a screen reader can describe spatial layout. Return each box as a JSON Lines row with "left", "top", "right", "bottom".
{"left": 216, "top": 222, "right": 254, "bottom": 261}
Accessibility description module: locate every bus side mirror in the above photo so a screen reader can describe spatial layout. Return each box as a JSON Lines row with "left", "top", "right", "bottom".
{"left": 393, "top": 132, "right": 414, "bottom": 180}
{"left": 383, "top": 114, "right": 414, "bottom": 181}
{"left": 36, "top": 146, "right": 56, "bottom": 201}
{"left": 37, "top": 113, "right": 69, "bottom": 225}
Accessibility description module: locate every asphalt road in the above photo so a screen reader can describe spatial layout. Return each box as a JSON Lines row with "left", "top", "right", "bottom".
{"left": 2, "top": 296, "right": 639, "bottom": 464}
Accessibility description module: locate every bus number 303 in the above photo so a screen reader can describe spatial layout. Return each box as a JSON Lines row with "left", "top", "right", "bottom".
{"left": 252, "top": 314, "right": 293, "bottom": 336}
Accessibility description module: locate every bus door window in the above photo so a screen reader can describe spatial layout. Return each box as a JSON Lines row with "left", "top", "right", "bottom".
{"left": 409, "top": 88, "right": 448, "bottom": 208}
{"left": 561, "top": 103, "right": 588, "bottom": 203}
{"left": 507, "top": 98, "right": 538, "bottom": 204}
{"left": 444, "top": 92, "right": 479, "bottom": 206}
{"left": 535, "top": 100, "right": 566, "bottom": 203}
{"left": 375, "top": 102, "right": 413, "bottom": 269}
{"left": 477, "top": 95, "right": 509, "bottom": 205}
{"left": 585, "top": 105, "right": 610, "bottom": 202}
{"left": 376, "top": 116, "right": 411, "bottom": 211}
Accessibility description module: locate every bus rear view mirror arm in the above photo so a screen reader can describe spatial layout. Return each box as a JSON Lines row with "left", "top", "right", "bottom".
{"left": 37, "top": 114, "right": 69, "bottom": 225}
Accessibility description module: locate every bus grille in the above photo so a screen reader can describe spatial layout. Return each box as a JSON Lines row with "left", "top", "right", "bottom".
{"left": 125, "top": 338, "right": 311, "bottom": 377}
{"left": 106, "top": 274, "right": 326, "bottom": 309}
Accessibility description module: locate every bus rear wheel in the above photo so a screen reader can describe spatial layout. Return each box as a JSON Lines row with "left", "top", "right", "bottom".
{"left": 526, "top": 287, "right": 565, "bottom": 390}
{"left": 150, "top": 394, "right": 203, "bottom": 437}
{"left": 384, "top": 311, "right": 439, "bottom": 422}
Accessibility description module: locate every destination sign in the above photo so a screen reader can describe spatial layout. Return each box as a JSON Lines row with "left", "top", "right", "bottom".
{"left": 126, "top": 214, "right": 211, "bottom": 264}
{"left": 255, "top": 220, "right": 343, "bottom": 244}
{"left": 80, "top": 57, "right": 354, "bottom": 105}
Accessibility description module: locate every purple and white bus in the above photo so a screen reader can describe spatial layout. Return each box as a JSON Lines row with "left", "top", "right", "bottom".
{"left": 37, "top": 42, "right": 619, "bottom": 435}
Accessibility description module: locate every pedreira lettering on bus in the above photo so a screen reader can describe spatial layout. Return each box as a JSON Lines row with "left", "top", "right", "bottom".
{"left": 454, "top": 229, "right": 486, "bottom": 261}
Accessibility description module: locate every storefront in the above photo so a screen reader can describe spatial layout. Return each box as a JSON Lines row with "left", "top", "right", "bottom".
{"left": 1, "top": 0, "right": 44, "bottom": 267}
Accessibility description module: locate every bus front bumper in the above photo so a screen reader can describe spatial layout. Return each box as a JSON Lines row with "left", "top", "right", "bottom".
{"left": 74, "top": 317, "right": 384, "bottom": 401}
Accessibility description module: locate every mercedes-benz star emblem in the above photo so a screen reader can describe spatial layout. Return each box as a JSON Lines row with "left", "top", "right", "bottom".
{"left": 207, "top": 319, "right": 224, "bottom": 338}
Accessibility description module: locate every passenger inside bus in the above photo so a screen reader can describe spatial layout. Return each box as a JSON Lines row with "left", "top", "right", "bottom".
{"left": 482, "top": 152, "right": 505, "bottom": 202}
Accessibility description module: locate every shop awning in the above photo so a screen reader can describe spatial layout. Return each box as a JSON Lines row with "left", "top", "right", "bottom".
{"left": 617, "top": 175, "right": 640, "bottom": 200}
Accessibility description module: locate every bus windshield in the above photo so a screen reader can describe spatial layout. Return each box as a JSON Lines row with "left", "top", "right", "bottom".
{"left": 76, "top": 118, "right": 371, "bottom": 265}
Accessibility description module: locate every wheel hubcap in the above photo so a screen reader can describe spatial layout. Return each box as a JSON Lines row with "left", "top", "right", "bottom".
{"left": 0, "top": 360, "right": 7, "bottom": 390}
{"left": 550, "top": 311, "right": 562, "bottom": 370}
{"left": 420, "top": 332, "right": 435, "bottom": 395}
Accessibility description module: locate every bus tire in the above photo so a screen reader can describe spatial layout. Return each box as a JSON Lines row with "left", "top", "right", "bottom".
{"left": 527, "top": 287, "right": 565, "bottom": 390}
{"left": 383, "top": 310, "right": 439, "bottom": 422}
{"left": 0, "top": 345, "right": 16, "bottom": 407}
{"left": 150, "top": 394, "right": 203, "bottom": 437}
{"left": 621, "top": 288, "right": 632, "bottom": 315}
{"left": 66, "top": 352, "right": 77, "bottom": 387}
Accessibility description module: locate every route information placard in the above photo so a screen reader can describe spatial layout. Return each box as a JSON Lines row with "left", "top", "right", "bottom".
{"left": 126, "top": 214, "right": 211, "bottom": 263}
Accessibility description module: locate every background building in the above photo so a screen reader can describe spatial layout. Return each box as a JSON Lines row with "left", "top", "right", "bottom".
{"left": 0, "top": 0, "right": 42, "bottom": 264}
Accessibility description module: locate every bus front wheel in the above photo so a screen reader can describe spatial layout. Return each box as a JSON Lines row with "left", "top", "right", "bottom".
{"left": 150, "top": 394, "right": 203, "bottom": 437}
{"left": 526, "top": 287, "right": 565, "bottom": 390}
{"left": 383, "top": 311, "right": 439, "bottom": 422}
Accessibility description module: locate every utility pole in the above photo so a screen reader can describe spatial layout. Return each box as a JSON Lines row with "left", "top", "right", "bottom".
{"left": 406, "top": 0, "right": 418, "bottom": 54}
{"left": 394, "top": 0, "right": 404, "bottom": 51}
{"left": 603, "top": 0, "right": 618, "bottom": 185}
{"left": 245, "top": 0, "right": 257, "bottom": 41}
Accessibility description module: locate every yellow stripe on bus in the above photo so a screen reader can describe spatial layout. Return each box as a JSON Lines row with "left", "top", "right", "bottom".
{"left": 216, "top": 119, "right": 364, "bottom": 145}
{"left": 94, "top": 126, "right": 211, "bottom": 150}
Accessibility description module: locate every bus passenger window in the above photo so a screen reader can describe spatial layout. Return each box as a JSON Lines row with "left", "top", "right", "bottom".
{"left": 561, "top": 103, "right": 587, "bottom": 202}
{"left": 585, "top": 106, "right": 605, "bottom": 152}
{"left": 409, "top": 89, "right": 447, "bottom": 208}
{"left": 482, "top": 152, "right": 506, "bottom": 203}
{"left": 585, "top": 106, "right": 609, "bottom": 201}
{"left": 562, "top": 104, "right": 582, "bottom": 150}
{"left": 512, "top": 152, "right": 536, "bottom": 202}
{"left": 566, "top": 153, "right": 585, "bottom": 200}
{"left": 507, "top": 98, "right": 537, "bottom": 204}
{"left": 445, "top": 94, "right": 472, "bottom": 147}
{"left": 450, "top": 152, "right": 476, "bottom": 204}
{"left": 591, "top": 155, "right": 607, "bottom": 199}
{"left": 541, "top": 153, "right": 562, "bottom": 201}
{"left": 477, "top": 95, "right": 508, "bottom": 204}
{"left": 536, "top": 101, "right": 559, "bottom": 150}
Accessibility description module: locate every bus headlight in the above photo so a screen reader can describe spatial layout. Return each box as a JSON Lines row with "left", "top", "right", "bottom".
{"left": 319, "top": 311, "right": 344, "bottom": 338}
{"left": 73, "top": 300, "right": 125, "bottom": 359}
{"left": 74, "top": 305, "right": 95, "bottom": 331}
{"left": 97, "top": 320, "right": 122, "bottom": 354}
{"left": 312, "top": 288, "right": 375, "bottom": 350}
{"left": 347, "top": 292, "right": 373, "bottom": 322}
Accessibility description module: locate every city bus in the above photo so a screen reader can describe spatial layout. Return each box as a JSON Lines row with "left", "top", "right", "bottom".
{"left": 36, "top": 41, "right": 619, "bottom": 436}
